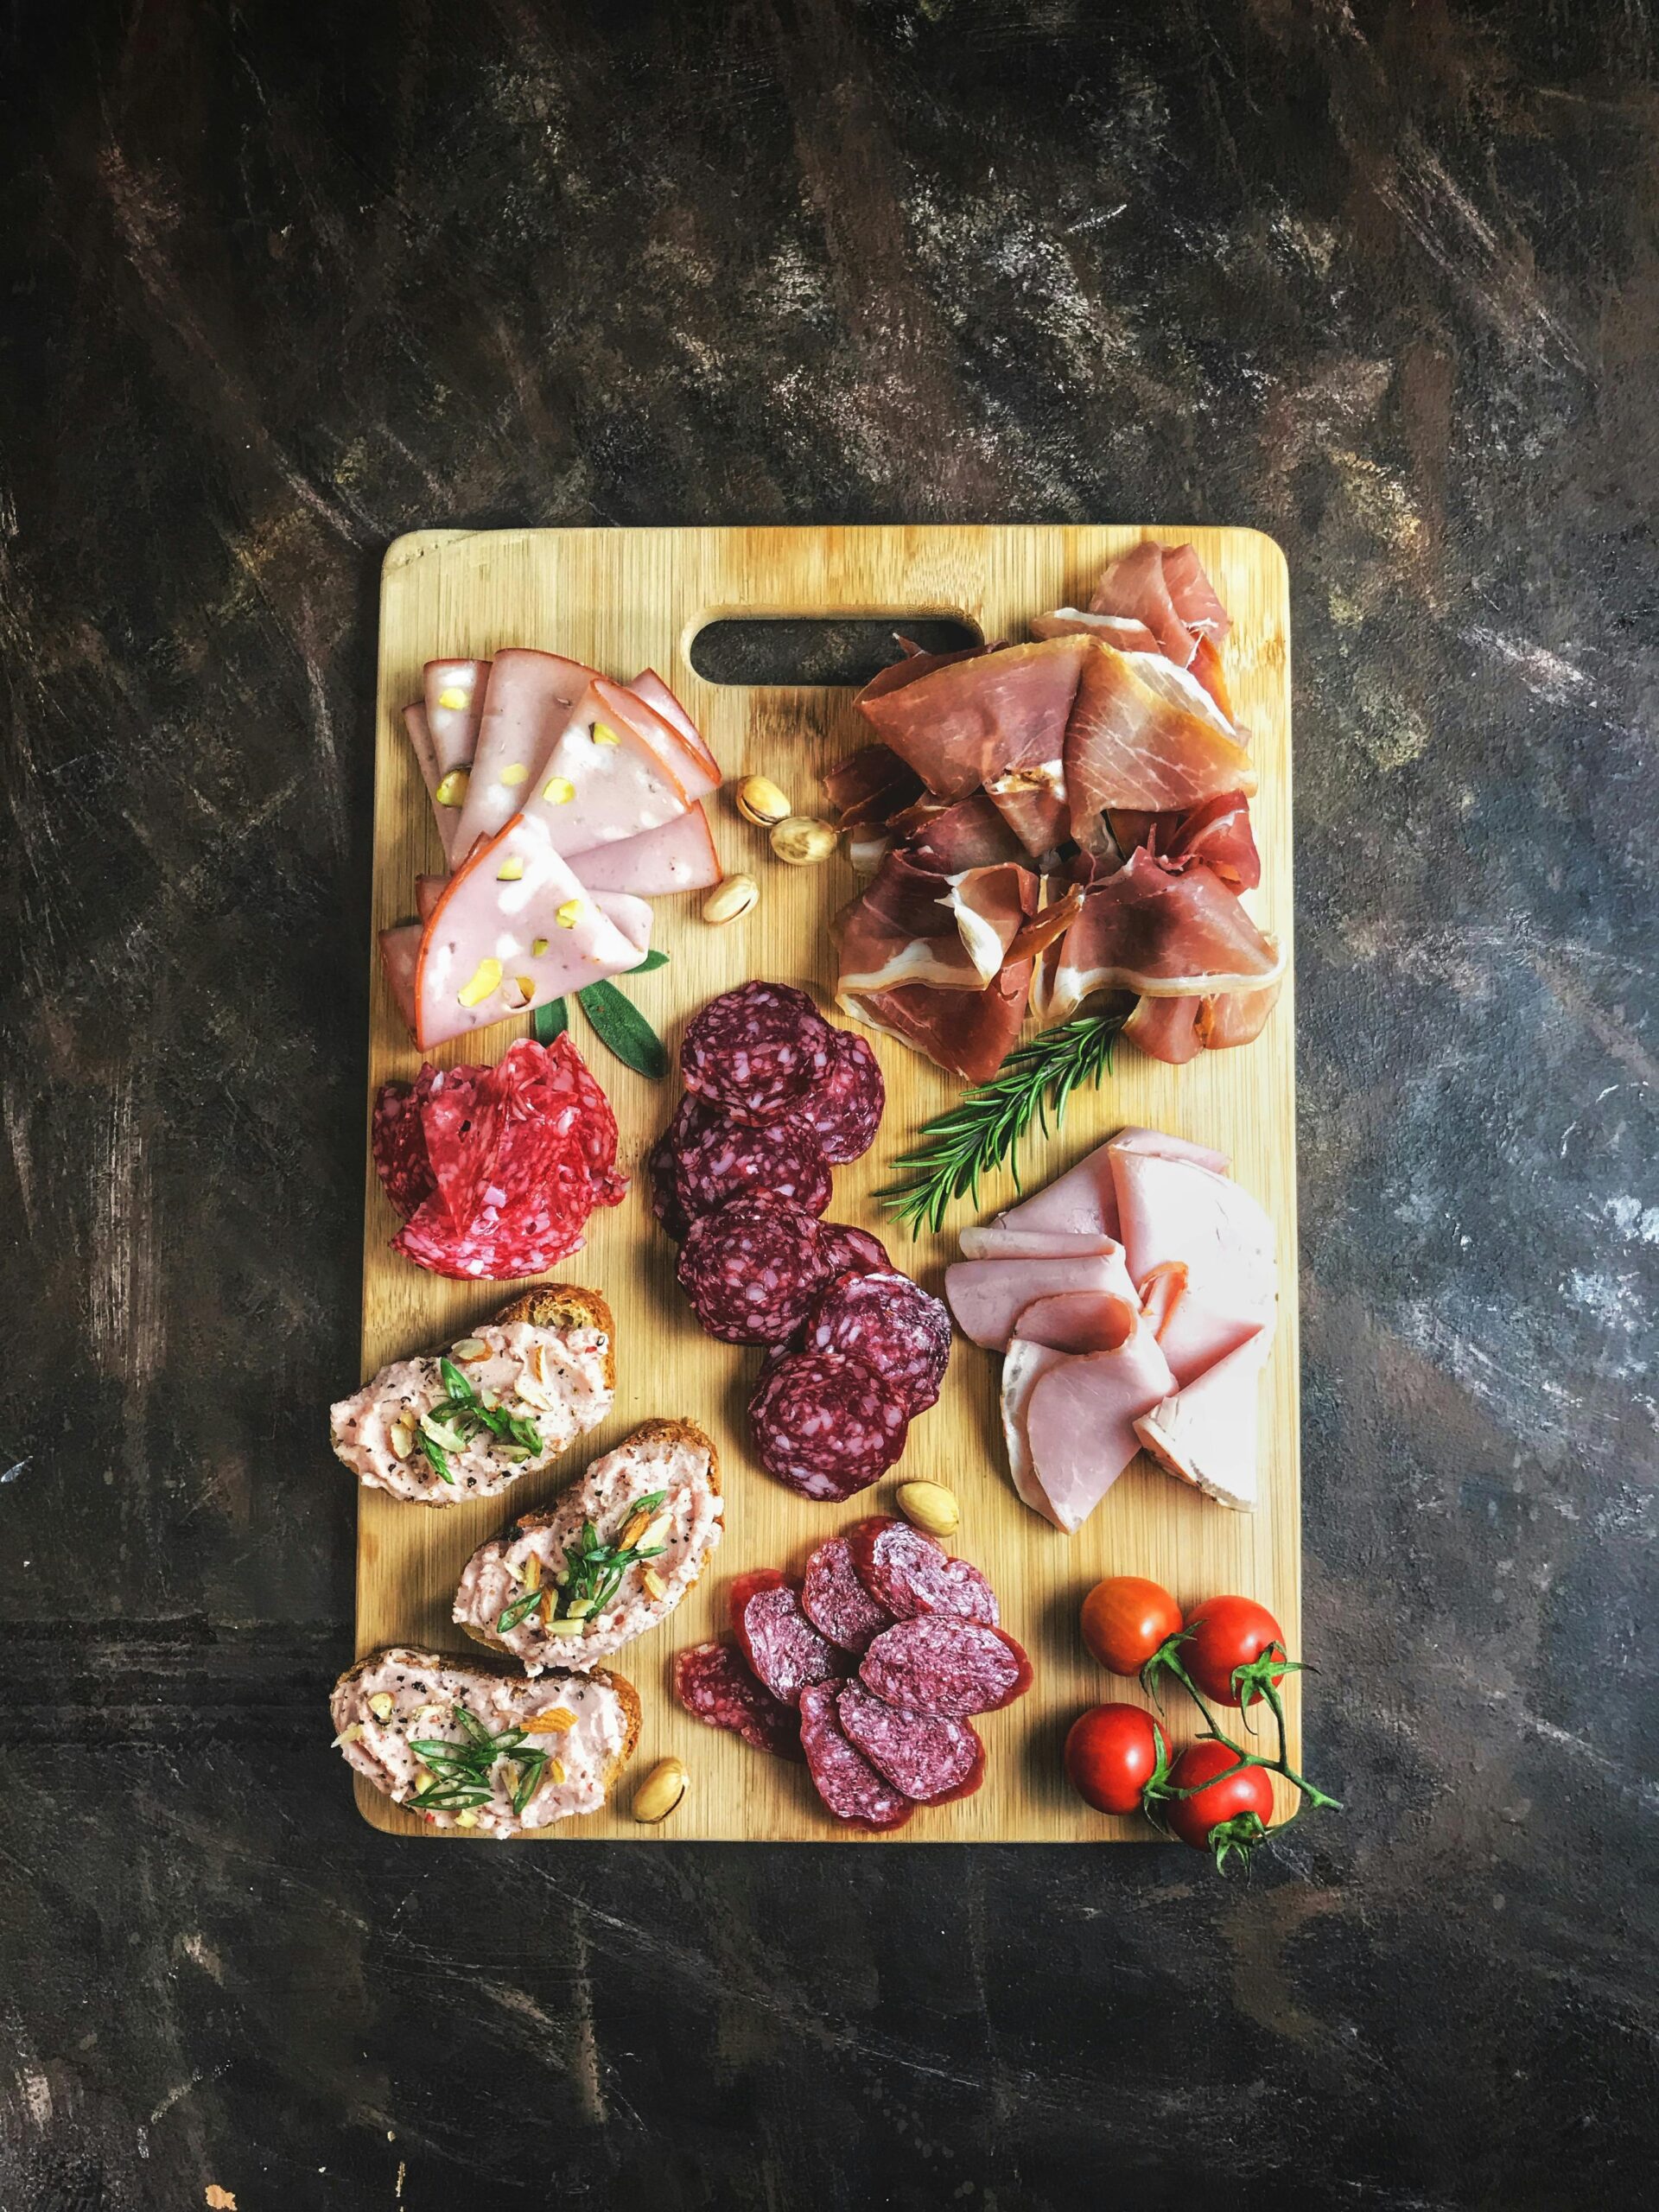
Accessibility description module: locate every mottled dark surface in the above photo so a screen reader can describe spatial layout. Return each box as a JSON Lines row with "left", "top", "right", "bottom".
{"left": 3, "top": 1, "right": 1656, "bottom": 2206}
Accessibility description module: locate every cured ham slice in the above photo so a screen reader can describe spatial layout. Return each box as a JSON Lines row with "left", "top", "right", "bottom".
{"left": 415, "top": 872, "right": 445, "bottom": 924}
{"left": 824, "top": 744, "right": 926, "bottom": 831}
{"left": 1030, "top": 608, "right": 1160, "bottom": 653}
{"left": 835, "top": 854, "right": 1034, "bottom": 995}
{"left": 1065, "top": 646, "right": 1255, "bottom": 842}
{"left": 1134, "top": 1328, "right": 1268, "bottom": 1511}
{"left": 1109, "top": 793, "right": 1260, "bottom": 893}
{"left": 901, "top": 794, "right": 1027, "bottom": 873}
{"left": 1089, "top": 542, "right": 1231, "bottom": 670}
{"left": 399, "top": 813, "right": 646, "bottom": 1049}
{"left": 1002, "top": 1292, "right": 1176, "bottom": 1532}
{"left": 944, "top": 1245, "right": 1138, "bottom": 1353}
{"left": 1199, "top": 980, "right": 1281, "bottom": 1049}
{"left": 566, "top": 803, "right": 722, "bottom": 897}
{"left": 1039, "top": 849, "right": 1283, "bottom": 1024}
{"left": 839, "top": 959, "right": 1032, "bottom": 1085}
{"left": 983, "top": 772, "right": 1071, "bottom": 859}
{"left": 856, "top": 636, "right": 1090, "bottom": 804}
{"left": 517, "top": 677, "right": 690, "bottom": 856}
{"left": 1109, "top": 1142, "right": 1275, "bottom": 1387}
{"left": 1122, "top": 977, "right": 1281, "bottom": 1064}
{"left": 451, "top": 649, "right": 594, "bottom": 863}
{"left": 403, "top": 702, "right": 439, "bottom": 793}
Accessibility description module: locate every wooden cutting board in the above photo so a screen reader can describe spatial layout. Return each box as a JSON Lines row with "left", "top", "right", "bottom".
{"left": 357, "top": 524, "right": 1298, "bottom": 1841}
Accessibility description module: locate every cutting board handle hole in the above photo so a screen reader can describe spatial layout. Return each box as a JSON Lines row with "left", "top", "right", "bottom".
{"left": 687, "top": 614, "right": 982, "bottom": 689}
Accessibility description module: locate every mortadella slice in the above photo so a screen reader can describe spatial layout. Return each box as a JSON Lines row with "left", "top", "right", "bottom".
{"left": 403, "top": 702, "right": 440, "bottom": 793}
{"left": 1134, "top": 1327, "right": 1268, "bottom": 1511}
{"left": 517, "top": 678, "right": 690, "bottom": 856}
{"left": 451, "top": 649, "right": 597, "bottom": 866}
{"left": 944, "top": 1246, "right": 1137, "bottom": 1352}
{"left": 378, "top": 921, "right": 422, "bottom": 1033}
{"left": 592, "top": 888, "right": 653, "bottom": 958}
{"left": 1019, "top": 1300, "right": 1177, "bottom": 1532}
{"left": 1109, "top": 1146, "right": 1275, "bottom": 1386}
{"left": 594, "top": 677, "right": 717, "bottom": 803}
{"left": 423, "top": 658, "right": 491, "bottom": 778}
{"left": 626, "top": 670, "right": 721, "bottom": 790}
{"left": 566, "top": 802, "right": 723, "bottom": 897}
{"left": 405, "top": 813, "right": 645, "bottom": 1049}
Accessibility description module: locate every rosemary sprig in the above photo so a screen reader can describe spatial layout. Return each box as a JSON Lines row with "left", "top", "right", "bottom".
{"left": 877, "top": 1011, "right": 1123, "bottom": 1236}
{"left": 415, "top": 1355, "right": 543, "bottom": 1484}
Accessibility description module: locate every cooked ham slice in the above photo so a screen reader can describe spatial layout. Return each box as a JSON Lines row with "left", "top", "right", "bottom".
{"left": 1039, "top": 849, "right": 1283, "bottom": 1024}
{"left": 999, "top": 1291, "right": 1141, "bottom": 1519}
{"left": 1109, "top": 1141, "right": 1275, "bottom": 1386}
{"left": 1065, "top": 646, "right": 1255, "bottom": 842}
{"left": 1089, "top": 542, "right": 1231, "bottom": 669}
{"left": 839, "top": 959, "right": 1032, "bottom": 1085}
{"left": 855, "top": 636, "right": 1090, "bottom": 804}
{"left": 1005, "top": 1292, "right": 1177, "bottom": 1532}
{"left": 944, "top": 1245, "right": 1138, "bottom": 1352}
{"left": 451, "top": 649, "right": 594, "bottom": 864}
{"left": 1134, "top": 1328, "right": 1268, "bottom": 1510}
{"left": 957, "top": 1225, "right": 1123, "bottom": 1262}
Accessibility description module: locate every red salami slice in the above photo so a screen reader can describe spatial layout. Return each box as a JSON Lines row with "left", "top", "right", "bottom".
{"left": 677, "top": 1195, "right": 832, "bottom": 1346}
{"left": 798, "top": 1682, "right": 913, "bottom": 1830}
{"left": 836, "top": 1679, "right": 985, "bottom": 1804}
{"left": 815, "top": 1221, "right": 893, "bottom": 1281}
{"left": 371, "top": 1064, "right": 441, "bottom": 1220}
{"left": 729, "top": 1571, "right": 848, "bottom": 1707}
{"left": 860, "top": 1617, "right": 1033, "bottom": 1718}
{"left": 795, "top": 1029, "right": 885, "bottom": 1164}
{"left": 648, "top": 1096, "right": 719, "bottom": 1240}
{"left": 673, "top": 1641, "right": 804, "bottom": 1761}
{"left": 801, "top": 1536, "right": 893, "bottom": 1655}
{"left": 672, "top": 1114, "right": 832, "bottom": 1224}
{"left": 748, "top": 1351, "right": 910, "bottom": 1501}
{"left": 803, "top": 1270, "right": 951, "bottom": 1415}
{"left": 846, "top": 1517, "right": 999, "bottom": 1626}
{"left": 680, "top": 982, "right": 836, "bottom": 1124}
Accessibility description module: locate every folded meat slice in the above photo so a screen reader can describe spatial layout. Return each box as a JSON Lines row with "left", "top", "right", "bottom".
{"left": 1004, "top": 1293, "right": 1177, "bottom": 1531}
{"left": 1109, "top": 792, "right": 1260, "bottom": 893}
{"left": 1109, "top": 1142, "right": 1276, "bottom": 1386}
{"left": 516, "top": 677, "right": 690, "bottom": 856}
{"left": 839, "top": 959, "right": 1032, "bottom": 1085}
{"left": 596, "top": 677, "right": 718, "bottom": 803}
{"left": 1065, "top": 645, "right": 1256, "bottom": 842}
{"left": 983, "top": 770, "right": 1071, "bottom": 859}
{"left": 825, "top": 743, "right": 927, "bottom": 830}
{"left": 944, "top": 1244, "right": 1138, "bottom": 1352}
{"left": 901, "top": 793, "right": 1029, "bottom": 872}
{"left": 1198, "top": 980, "right": 1282, "bottom": 1049}
{"left": 1122, "top": 976, "right": 1281, "bottom": 1064}
{"left": 979, "top": 1127, "right": 1228, "bottom": 1247}
{"left": 1134, "top": 1329, "right": 1268, "bottom": 1510}
{"left": 626, "top": 670, "right": 721, "bottom": 789}
{"left": 567, "top": 803, "right": 722, "bottom": 897}
{"left": 957, "top": 1225, "right": 1123, "bottom": 1262}
{"left": 835, "top": 853, "right": 1034, "bottom": 995}
{"left": 1039, "top": 849, "right": 1283, "bottom": 1024}
{"left": 1030, "top": 607, "right": 1160, "bottom": 653}
{"left": 451, "top": 649, "right": 594, "bottom": 864}
{"left": 403, "top": 702, "right": 440, "bottom": 792}
{"left": 1089, "top": 542, "right": 1231, "bottom": 669}
{"left": 856, "top": 636, "right": 1090, "bottom": 804}
{"left": 423, "top": 658, "right": 490, "bottom": 778}
{"left": 399, "top": 813, "right": 647, "bottom": 1048}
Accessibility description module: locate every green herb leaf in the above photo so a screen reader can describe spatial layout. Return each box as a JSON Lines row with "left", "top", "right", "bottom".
{"left": 628, "top": 950, "right": 670, "bottom": 974}
{"left": 876, "top": 1011, "right": 1123, "bottom": 1236}
{"left": 532, "top": 998, "right": 568, "bottom": 1045}
{"left": 577, "top": 979, "right": 669, "bottom": 1079}
{"left": 497, "top": 1586, "right": 550, "bottom": 1635}
{"left": 438, "top": 1357, "right": 476, "bottom": 1406}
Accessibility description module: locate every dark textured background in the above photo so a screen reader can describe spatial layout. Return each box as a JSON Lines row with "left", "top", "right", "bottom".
{"left": 3, "top": 2, "right": 1656, "bottom": 2206}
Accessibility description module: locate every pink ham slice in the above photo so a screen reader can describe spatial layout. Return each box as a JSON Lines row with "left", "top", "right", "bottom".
{"left": 1065, "top": 645, "right": 1255, "bottom": 843}
{"left": 566, "top": 803, "right": 722, "bottom": 898}
{"left": 403, "top": 702, "right": 440, "bottom": 794}
{"left": 591, "top": 888, "right": 652, "bottom": 958}
{"left": 514, "top": 677, "right": 690, "bottom": 857}
{"left": 1003, "top": 1292, "right": 1176, "bottom": 1532}
{"left": 401, "top": 812, "right": 646, "bottom": 1049}
{"left": 626, "top": 670, "right": 721, "bottom": 792}
{"left": 449, "top": 650, "right": 594, "bottom": 865}
{"left": 378, "top": 920, "right": 422, "bottom": 1033}
{"left": 944, "top": 1245, "right": 1138, "bottom": 1353}
{"left": 956, "top": 1226, "right": 1123, "bottom": 1262}
{"left": 1134, "top": 1327, "right": 1268, "bottom": 1511}
{"left": 977, "top": 1126, "right": 1228, "bottom": 1249}
{"left": 1109, "top": 1144, "right": 1275, "bottom": 1387}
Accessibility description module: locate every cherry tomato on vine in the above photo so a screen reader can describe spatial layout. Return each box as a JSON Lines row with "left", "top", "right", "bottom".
{"left": 1180, "top": 1596, "right": 1287, "bottom": 1707}
{"left": 1064, "top": 1704, "right": 1168, "bottom": 1815}
{"left": 1163, "top": 1741, "right": 1275, "bottom": 1866}
{"left": 1079, "top": 1576, "right": 1183, "bottom": 1675}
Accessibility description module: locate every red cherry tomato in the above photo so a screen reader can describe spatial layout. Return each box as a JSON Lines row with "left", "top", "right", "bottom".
{"left": 1079, "top": 1577, "right": 1183, "bottom": 1675}
{"left": 1064, "top": 1704, "right": 1168, "bottom": 1815}
{"left": 1180, "top": 1596, "right": 1287, "bottom": 1706}
{"left": 1164, "top": 1740, "right": 1275, "bottom": 1860}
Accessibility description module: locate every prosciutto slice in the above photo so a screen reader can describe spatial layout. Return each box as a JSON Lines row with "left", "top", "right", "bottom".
{"left": 1089, "top": 542, "right": 1231, "bottom": 670}
{"left": 1065, "top": 646, "right": 1255, "bottom": 841}
{"left": 1004, "top": 1293, "right": 1177, "bottom": 1532}
{"left": 824, "top": 744, "right": 926, "bottom": 831}
{"left": 835, "top": 853, "right": 1035, "bottom": 995}
{"left": 855, "top": 636, "right": 1090, "bottom": 804}
{"left": 1122, "top": 976, "right": 1281, "bottom": 1065}
{"left": 451, "top": 649, "right": 595, "bottom": 864}
{"left": 839, "top": 960, "right": 1032, "bottom": 1085}
{"left": 1039, "top": 849, "right": 1283, "bottom": 1024}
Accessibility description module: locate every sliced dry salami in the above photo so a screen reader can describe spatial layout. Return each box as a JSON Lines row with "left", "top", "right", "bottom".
{"left": 748, "top": 1351, "right": 910, "bottom": 1501}
{"left": 673, "top": 1641, "right": 804, "bottom": 1761}
{"left": 815, "top": 1221, "right": 893, "bottom": 1281}
{"left": 803, "top": 1271, "right": 951, "bottom": 1415}
{"left": 677, "top": 1195, "right": 833, "bottom": 1346}
{"left": 672, "top": 1114, "right": 832, "bottom": 1224}
{"left": 729, "top": 1570, "right": 848, "bottom": 1707}
{"left": 860, "top": 1617, "right": 1033, "bottom": 1718}
{"left": 794, "top": 1029, "right": 885, "bottom": 1164}
{"left": 798, "top": 1682, "right": 913, "bottom": 1830}
{"left": 680, "top": 982, "right": 836, "bottom": 1124}
{"left": 801, "top": 1536, "right": 893, "bottom": 1655}
{"left": 648, "top": 1095, "right": 721, "bottom": 1239}
{"left": 836, "top": 1679, "right": 985, "bottom": 1804}
{"left": 846, "top": 1517, "right": 999, "bottom": 1626}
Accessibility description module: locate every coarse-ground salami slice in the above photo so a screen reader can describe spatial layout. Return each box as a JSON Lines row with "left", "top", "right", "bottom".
{"left": 671, "top": 1114, "right": 832, "bottom": 1225}
{"left": 845, "top": 1517, "right": 1000, "bottom": 1626}
{"left": 371, "top": 1065, "right": 441, "bottom": 1220}
{"left": 648, "top": 1096, "right": 720, "bottom": 1240}
{"left": 680, "top": 982, "right": 836, "bottom": 1124}
{"left": 748, "top": 1351, "right": 910, "bottom": 1502}
{"left": 677, "top": 1195, "right": 833, "bottom": 1345}
{"left": 860, "top": 1617, "right": 1033, "bottom": 1718}
{"left": 794, "top": 1028, "right": 885, "bottom": 1164}
{"left": 798, "top": 1682, "right": 913, "bottom": 1830}
{"left": 804, "top": 1271, "right": 951, "bottom": 1415}
{"left": 802, "top": 1536, "right": 893, "bottom": 1655}
{"left": 815, "top": 1221, "right": 893, "bottom": 1281}
{"left": 673, "top": 1641, "right": 804, "bottom": 1760}
{"left": 836, "top": 1679, "right": 985, "bottom": 1804}
{"left": 728, "top": 1571, "right": 848, "bottom": 1707}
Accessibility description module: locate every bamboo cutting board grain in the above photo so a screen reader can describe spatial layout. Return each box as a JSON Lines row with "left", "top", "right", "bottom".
{"left": 357, "top": 524, "right": 1298, "bottom": 1840}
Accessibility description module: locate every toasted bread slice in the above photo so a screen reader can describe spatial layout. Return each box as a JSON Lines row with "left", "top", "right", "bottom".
{"left": 454, "top": 1420, "right": 722, "bottom": 1673}
{"left": 488, "top": 1284, "right": 616, "bottom": 1393}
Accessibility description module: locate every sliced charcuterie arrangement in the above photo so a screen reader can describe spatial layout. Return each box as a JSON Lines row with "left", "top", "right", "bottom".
{"left": 673, "top": 1513, "right": 1027, "bottom": 1832}
{"left": 651, "top": 982, "right": 953, "bottom": 1500}
{"left": 945, "top": 1125, "right": 1277, "bottom": 1525}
